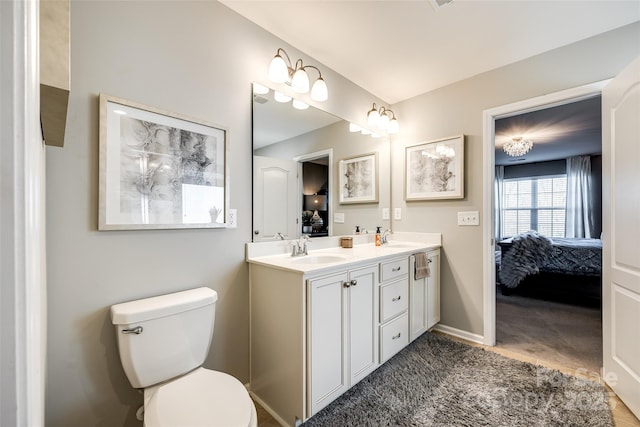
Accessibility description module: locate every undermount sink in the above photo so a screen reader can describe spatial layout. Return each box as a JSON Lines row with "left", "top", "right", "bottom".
{"left": 291, "top": 255, "right": 350, "bottom": 264}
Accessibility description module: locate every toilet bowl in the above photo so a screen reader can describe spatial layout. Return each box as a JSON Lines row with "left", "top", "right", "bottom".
{"left": 110, "top": 287, "right": 256, "bottom": 427}
{"left": 143, "top": 368, "right": 257, "bottom": 427}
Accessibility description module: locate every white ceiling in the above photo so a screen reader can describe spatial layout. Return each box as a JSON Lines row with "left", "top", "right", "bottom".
{"left": 222, "top": 0, "right": 640, "bottom": 104}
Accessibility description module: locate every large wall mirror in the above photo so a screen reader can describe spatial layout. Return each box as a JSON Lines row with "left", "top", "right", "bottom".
{"left": 252, "top": 83, "right": 390, "bottom": 242}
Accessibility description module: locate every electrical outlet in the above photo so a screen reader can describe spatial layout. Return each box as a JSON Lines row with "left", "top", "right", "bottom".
{"left": 382, "top": 208, "right": 390, "bottom": 220}
{"left": 394, "top": 208, "right": 402, "bottom": 220}
{"left": 457, "top": 211, "right": 479, "bottom": 226}
{"left": 227, "top": 209, "right": 237, "bottom": 228}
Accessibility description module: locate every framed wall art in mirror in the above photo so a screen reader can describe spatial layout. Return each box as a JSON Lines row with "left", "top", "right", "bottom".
{"left": 339, "top": 152, "right": 378, "bottom": 204}
{"left": 98, "top": 94, "right": 228, "bottom": 230}
{"left": 405, "top": 135, "right": 465, "bottom": 201}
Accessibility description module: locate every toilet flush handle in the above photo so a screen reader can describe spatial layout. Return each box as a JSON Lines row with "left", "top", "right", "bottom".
{"left": 121, "top": 326, "right": 143, "bottom": 334}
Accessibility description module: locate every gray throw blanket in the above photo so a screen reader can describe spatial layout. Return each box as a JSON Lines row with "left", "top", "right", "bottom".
{"left": 499, "top": 231, "right": 552, "bottom": 288}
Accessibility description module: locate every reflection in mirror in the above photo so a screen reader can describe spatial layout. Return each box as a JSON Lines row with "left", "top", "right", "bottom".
{"left": 252, "top": 83, "right": 390, "bottom": 242}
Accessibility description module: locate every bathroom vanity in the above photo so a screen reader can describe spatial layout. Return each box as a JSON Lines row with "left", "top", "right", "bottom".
{"left": 246, "top": 234, "right": 441, "bottom": 427}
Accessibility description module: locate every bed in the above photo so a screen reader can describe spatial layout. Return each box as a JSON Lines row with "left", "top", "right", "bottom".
{"left": 497, "top": 232, "right": 602, "bottom": 305}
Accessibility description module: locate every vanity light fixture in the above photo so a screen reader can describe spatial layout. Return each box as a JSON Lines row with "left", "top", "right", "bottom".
{"left": 273, "top": 91, "right": 292, "bottom": 103}
{"left": 252, "top": 83, "right": 270, "bottom": 95}
{"left": 349, "top": 123, "right": 361, "bottom": 132}
{"left": 504, "top": 136, "right": 533, "bottom": 157}
{"left": 292, "top": 99, "right": 309, "bottom": 110}
{"left": 366, "top": 103, "right": 399, "bottom": 134}
{"left": 268, "top": 48, "right": 328, "bottom": 102}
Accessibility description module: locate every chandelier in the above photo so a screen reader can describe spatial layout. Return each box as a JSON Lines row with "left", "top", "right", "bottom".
{"left": 503, "top": 137, "right": 533, "bottom": 157}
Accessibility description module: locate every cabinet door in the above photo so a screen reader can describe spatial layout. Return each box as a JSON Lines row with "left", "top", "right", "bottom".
{"left": 308, "top": 272, "right": 349, "bottom": 415}
{"left": 426, "top": 251, "right": 441, "bottom": 329}
{"left": 348, "top": 265, "right": 379, "bottom": 385}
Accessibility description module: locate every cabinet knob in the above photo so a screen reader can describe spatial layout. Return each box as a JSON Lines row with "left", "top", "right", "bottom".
{"left": 392, "top": 266, "right": 401, "bottom": 272}
{"left": 350, "top": 279, "right": 358, "bottom": 287}
{"left": 392, "top": 296, "right": 401, "bottom": 302}
{"left": 343, "top": 281, "right": 351, "bottom": 288}
{"left": 428, "top": 258, "right": 432, "bottom": 263}
{"left": 392, "top": 332, "right": 401, "bottom": 340}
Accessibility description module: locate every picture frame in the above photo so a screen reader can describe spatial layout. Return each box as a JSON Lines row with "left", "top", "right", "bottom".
{"left": 98, "top": 94, "right": 228, "bottom": 230}
{"left": 405, "top": 135, "right": 465, "bottom": 201}
{"left": 339, "top": 152, "right": 378, "bottom": 204}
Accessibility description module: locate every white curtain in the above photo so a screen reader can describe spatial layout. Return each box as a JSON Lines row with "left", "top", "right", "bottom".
{"left": 565, "top": 155, "right": 593, "bottom": 238}
{"left": 494, "top": 165, "right": 504, "bottom": 243}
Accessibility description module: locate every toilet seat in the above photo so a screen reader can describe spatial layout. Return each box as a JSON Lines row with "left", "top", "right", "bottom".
{"left": 143, "top": 367, "right": 257, "bottom": 427}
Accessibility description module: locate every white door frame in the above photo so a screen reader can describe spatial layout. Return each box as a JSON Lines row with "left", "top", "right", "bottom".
{"left": 482, "top": 80, "right": 610, "bottom": 345}
{"left": 1, "top": 0, "right": 46, "bottom": 425}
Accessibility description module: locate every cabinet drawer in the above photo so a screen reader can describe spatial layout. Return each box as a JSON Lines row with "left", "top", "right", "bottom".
{"left": 380, "top": 312, "right": 409, "bottom": 363}
{"left": 380, "top": 279, "right": 408, "bottom": 323}
{"left": 379, "top": 258, "right": 408, "bottom": 282}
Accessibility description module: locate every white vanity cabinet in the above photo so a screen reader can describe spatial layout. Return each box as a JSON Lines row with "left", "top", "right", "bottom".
{"left": 409, "top": 249, "right": 441, "bottom": 341}
{"left": 308, "top": 264, "right": 378, "bottom": 415}
{"left": 246, "top": 236, "right": 441, "bottom": 427}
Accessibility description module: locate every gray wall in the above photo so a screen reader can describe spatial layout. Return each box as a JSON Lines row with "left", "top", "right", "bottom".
{"left": 45, "top": 2, "right": 383, "bottom": 426}
{"left": 390, "top": 22, "right": 640, "bottom": 336}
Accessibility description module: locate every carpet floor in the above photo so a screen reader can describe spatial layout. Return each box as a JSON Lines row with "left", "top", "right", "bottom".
{"left": 302, "top": 332, "right": 612, "bottom": 427}
{"left": 496, "top": 291, "right": 602, "bottom": 374}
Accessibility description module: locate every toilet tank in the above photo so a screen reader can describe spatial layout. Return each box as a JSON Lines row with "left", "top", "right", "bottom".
{"left": 110, "top": 287, "right": 217, "bottom": 389}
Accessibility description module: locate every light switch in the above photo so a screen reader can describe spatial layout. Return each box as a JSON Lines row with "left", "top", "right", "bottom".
{"left": 394, "top": 208, "right": 402, "bottom": 220}
{"left": 382, "top": 208, "right": 390, "bottom": 220}
{"left": 457, "top": 211, "right": 479, "bottom": 226}
{"left": 334, "top": 213, "right": 345, "bottom": 224}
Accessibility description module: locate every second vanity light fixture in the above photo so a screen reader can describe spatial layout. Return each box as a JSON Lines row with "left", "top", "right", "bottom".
{"left": 366, "top": 103, "right": 399, "bottom": 134}
{"left": 268, "top": 48, "right": 328, "bottom": 102}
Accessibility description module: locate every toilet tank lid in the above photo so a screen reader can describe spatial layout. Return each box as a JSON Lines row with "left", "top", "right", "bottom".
{"left": 111, "top": 287, "right": 217, "bottom": 325}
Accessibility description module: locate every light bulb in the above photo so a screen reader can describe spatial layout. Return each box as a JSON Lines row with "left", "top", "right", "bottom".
{"left": 367, "top": 108, "right": 380, "bottom": 127}
{"left": 268, "top": 54, "right": 289, "bottom": 84}
{"left": 378, "top": 112, "right": 390, "bottom": 130}
{"left": 292, "top": 99, "right": 309, "bottom": 110}
{"left": 291, "top": 68, "right": 310, "bottom": 93}
{"left": 253, "top": 83, "right": 269, "bottom": 94}
{"left": 310, "top": 77, "right": 328, "bottom": 102}
{"left": 274, "top": 91, "right": 291, "bottom": 103}
{"left": 388, "top": 118, "right": 399, "bottom": 134}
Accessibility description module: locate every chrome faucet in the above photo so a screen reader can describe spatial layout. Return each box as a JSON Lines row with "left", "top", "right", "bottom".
{"left": 380, "top": 229, "right": 392, "bottom": 245}
{"left": 291, "top": 235, "right": 311, "bottom": 257}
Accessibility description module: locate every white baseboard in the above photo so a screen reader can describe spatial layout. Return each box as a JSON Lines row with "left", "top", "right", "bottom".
{"left": 246, "top": 386, "right": 288, "bottom": 427}
{"left": 432, "top": 324, "right": 485, "bottom": 345}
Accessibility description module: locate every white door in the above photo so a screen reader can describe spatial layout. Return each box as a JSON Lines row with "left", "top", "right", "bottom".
{"left": 348, "top": 265, "right": 378, "bottom": 385}
{"left": 253, "top": 156, "right": 298, "bottom": 241}
{"left": 308, "top": 272, "right": 349, "bottom": 416}
{"left": 602, "top": 56, "right": 640, "bottom": 419}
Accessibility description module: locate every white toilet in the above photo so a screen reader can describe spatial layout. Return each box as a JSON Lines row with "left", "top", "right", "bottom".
{"left": 110, "top": 287, "right": 257, "bottom": 427}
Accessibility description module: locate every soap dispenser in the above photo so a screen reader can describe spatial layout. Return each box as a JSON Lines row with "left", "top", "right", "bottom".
{"left": 375, "top": 226, "right": 381, "bottom": 246}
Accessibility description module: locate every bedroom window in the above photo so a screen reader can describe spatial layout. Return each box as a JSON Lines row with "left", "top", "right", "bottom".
{"left": 502, "top": 175, "right": 567, "bottom": 237}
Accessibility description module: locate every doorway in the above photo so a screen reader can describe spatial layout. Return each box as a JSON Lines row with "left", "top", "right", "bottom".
{"left": 492, "top": 95, "right": 604, "bottom": 372}
{"left": 295, "top": 149, "right": 333, "bottom": 238}
{"left": 482, "top": 80, "right": 610, "bottom": 355}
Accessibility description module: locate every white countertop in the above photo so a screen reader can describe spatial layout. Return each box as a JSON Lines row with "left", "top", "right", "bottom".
{"left": 246, "top": 238, "right": 440, "bottom": 274}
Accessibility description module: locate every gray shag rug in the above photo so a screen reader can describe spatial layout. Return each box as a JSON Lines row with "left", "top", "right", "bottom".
{"left": 302, "top": 332, "right": 612, "bottom": 426}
